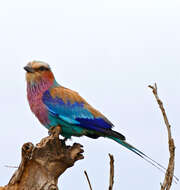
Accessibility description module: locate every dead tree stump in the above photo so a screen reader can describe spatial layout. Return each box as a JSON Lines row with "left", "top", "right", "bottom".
{"left": 0, "top": 131, "right": 84, "bottom": 190}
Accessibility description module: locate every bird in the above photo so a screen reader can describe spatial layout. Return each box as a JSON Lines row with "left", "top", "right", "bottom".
{"left": 24, "top": 61, "right": 175, "bottom": 178}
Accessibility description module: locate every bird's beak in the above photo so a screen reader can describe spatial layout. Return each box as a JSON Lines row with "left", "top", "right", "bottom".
{"left": 24, "top": 66, "right": 35, "bottom": 73}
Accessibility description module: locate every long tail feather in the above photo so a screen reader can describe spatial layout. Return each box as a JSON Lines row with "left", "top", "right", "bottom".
{"left": 110, "top": 136, "right": 179, "bottom": 183}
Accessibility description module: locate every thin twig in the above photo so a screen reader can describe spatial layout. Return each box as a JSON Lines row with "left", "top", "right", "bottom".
{"left": 84, "top": 170, "right": 93, "bottom": 190}
{"left": 148, "top": 83, "right": 178, "bottom": 190}
{"left": 108, "top": 154, "right": 114, "bottom": 190}
{"left": 5, "top": 165, "right": 18, "bottom": 169}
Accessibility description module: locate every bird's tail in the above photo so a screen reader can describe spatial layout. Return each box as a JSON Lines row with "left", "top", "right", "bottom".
{"left": 108, "top": 133, "right": 179, "bottom": 183}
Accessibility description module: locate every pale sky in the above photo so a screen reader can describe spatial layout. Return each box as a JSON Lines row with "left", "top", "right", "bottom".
{"left": 0, "top": 0, "right": 180, "bottom": 189}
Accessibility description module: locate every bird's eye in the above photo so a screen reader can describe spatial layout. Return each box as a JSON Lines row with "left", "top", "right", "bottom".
{"left": 39, "top": 66, "right": 46, "bottom": 71}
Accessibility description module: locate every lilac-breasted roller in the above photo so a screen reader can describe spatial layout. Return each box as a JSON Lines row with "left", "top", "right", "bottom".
{"left": 24, "top": 61, "right": 169, "bottom": 174}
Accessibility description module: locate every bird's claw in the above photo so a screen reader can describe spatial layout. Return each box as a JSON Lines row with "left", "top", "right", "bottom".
{"left": 48, "top": 126, "right": 54, "bottom": 136}
{"left": 48, "top": 126, "right": 62, "bottom": 137}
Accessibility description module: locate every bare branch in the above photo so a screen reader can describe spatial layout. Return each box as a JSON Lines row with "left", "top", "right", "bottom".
{"left": 0, "top": 133, "right": 84, "bottom": 190}
{"left": 84, "top": 170, "right": 93, "bottom": 190}
{"left": 108, "top": 154, "right": 114, "bottom": 190}
{"left": 4, "top": 166, "right": 18, "bottom": 169}
{"left": 148, "top": 83, "right": 178, "bottom": 190}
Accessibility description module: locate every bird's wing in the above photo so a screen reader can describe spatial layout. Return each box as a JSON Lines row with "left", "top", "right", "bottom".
{"left": 42, "top": 86, "right": 114, "bottom": 132}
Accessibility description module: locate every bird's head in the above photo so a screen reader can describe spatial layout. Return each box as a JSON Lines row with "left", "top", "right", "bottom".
{"left": 24, "top": 61, "right": 55, "bottom": 86}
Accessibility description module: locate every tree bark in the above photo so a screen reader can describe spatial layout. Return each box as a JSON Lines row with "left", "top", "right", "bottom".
{"left": 0, "top": 127, "right": 84, "bottom": 190}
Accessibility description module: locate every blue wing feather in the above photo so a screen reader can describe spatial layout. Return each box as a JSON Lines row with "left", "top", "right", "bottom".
{"left": 42, "top": 90, "right": 112, "bottom": 132}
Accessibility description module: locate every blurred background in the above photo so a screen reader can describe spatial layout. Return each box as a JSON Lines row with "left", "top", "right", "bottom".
{"left": 0, "top": 0, "right": 179, "bottom": 189}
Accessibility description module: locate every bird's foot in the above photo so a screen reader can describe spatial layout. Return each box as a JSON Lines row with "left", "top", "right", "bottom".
{"left": 48, "top": 126, "right": 62, "bottom": 138}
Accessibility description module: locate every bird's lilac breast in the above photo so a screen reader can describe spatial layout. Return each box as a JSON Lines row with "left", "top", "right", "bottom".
{"left": 27, "top": 84, "right": 50, "bottom": 126}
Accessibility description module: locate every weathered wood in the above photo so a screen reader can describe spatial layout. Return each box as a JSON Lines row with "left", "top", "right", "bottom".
{"left": 0, "top": 128, "right": 84, "bottom": 190}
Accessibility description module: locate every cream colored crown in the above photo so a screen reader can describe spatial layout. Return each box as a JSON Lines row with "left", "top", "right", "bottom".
{"left": 27, "top": 61, "right": 50, "bottom": 70}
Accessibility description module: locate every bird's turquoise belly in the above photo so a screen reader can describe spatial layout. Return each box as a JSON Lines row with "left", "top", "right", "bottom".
{"left": 46, "top": 114, "right": 84, "bottom": 138}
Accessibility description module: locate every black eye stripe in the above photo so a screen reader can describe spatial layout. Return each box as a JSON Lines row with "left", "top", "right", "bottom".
{"left": 36, "top": 66, "right": 49, "bottom": 71}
